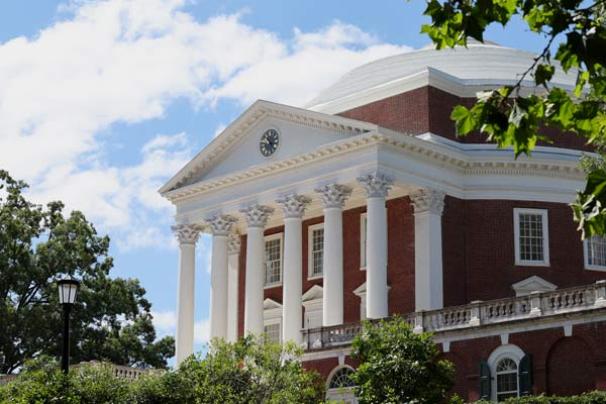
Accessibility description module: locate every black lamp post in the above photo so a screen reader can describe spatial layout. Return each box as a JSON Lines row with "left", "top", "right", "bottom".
{"left": 57, "top": 278, "right": 80, "bottom": 375}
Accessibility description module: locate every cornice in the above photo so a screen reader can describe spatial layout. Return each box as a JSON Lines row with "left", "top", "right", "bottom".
{"left": 163, "top": 131, "right": 584, "bottom": 203}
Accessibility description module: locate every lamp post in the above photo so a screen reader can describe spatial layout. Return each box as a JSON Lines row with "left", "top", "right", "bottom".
{"left": 57, "top": 278, "right": 80, "bottom": 375}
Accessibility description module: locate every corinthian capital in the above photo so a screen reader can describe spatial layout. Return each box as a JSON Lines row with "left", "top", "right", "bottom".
{"left": 409, "top": 188, "right": 445, "bottom": 215}
{"left": 315, "top": 184, "right": 352, "bottom": 209}
{"left": 240, "top": 204, "right": 274, "bottom": 228}
{"left": 228, "top": 233, "right": 241, "bottom": 255}
{"left": 357, "top": 173, "right": 393, "bottom": 198}
{"left": 172, "top": 224, "right": 202, "bottom": 244}
{"left": 206, "top": 214, "right": 237, "bottom": 236}
{"left": 276, "top": 194, "right": 311, "bottom": 219}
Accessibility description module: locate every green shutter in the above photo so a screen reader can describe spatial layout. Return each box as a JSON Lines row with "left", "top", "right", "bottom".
{"left": 519, "top": 354, "right": 533, "bottom": 396}
{"left": 479, "top": 360, "right": 491, "bottom": 400}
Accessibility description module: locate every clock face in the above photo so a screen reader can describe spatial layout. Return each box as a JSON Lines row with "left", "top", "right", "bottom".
{"left": 260, "top": 128, "right": 280, "bottom": 157}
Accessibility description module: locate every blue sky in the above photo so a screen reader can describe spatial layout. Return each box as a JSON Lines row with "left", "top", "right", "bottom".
{"left": 0, "top": 0, "right": 546, "bottom": 359}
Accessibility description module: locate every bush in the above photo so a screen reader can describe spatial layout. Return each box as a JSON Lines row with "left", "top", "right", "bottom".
{"left": 472, "top": 391, "right": 606, "bottom": 403}
{"left": 0, "top": 337, "right": 325, "bottom": 404}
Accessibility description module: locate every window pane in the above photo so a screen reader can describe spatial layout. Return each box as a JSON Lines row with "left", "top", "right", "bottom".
{"left": 264, "top": 323, "right": 281, "bottom": 343}
{"left": 587, "top": 235, "right": 606, "bottom": 267}
{"left": 496, "top": 358, "right": 518, "bottom": 401}
{"left": 311, "top": 228, "right": 324, "bottom": 276}
{"left": 329, "top": 367, "right": 356, "bottom": 389}
{"left": 518, "top": 213, "right": 545, "bottom": 262}
{"left": 265, "top": 238, "right": 281, "bottom": 285}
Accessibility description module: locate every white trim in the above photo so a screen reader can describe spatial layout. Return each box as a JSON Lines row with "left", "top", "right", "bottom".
{"left": 307, "top": 223, "right": 325, "bottom": 279}
{"left": 302, "top": 285, "right": 323, "bottom": 330}
{"left": 360, "top": 213, "right": 367, "bottom": 271}
{"left": 584, "top": 236, "right": 606, "bottom": 272}
{"left": 514, "top": 208, "right": 550, "bottom": 267}
{"left": 325, "top": 365, "right": 357, "bottom": 403}
{"left": 488, "top": 344, "right": 525, "bottom": 401}
{"left": 264, "top": 233, "right": 284, "bottom": 288}
{"left": 511, "top": 276, "right": 557, "bottom": 296}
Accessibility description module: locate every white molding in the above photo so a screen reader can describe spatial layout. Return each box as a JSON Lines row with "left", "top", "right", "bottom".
{"left": 263, "top": 233, "right": 284, "bottom": 289}
{"left": 514, "top": 208, "right": 550, "bottom": 267}
{"left": 307, "top": 223, "right": 325, "bottom": 279}
{"left": 512, "top": 276, "right": 557, "bottom": 296}
{"left": 488, "top": 344, "right": 525, "bottom": 401}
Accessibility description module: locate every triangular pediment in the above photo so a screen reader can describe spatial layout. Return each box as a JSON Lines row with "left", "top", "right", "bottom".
{"left": 159, "top": 100, "right": 376, "bottom": 195}
{"left": 353, "top": 282, "right": 366, "bottom": 297}
{"left": 512, "top": 276, "right": 557, "bottom": 296}
{"left": 263, "top": 298, "right": 282, "bottom": 310}
{"left": 302, "top": 285, "right": 323, "bottom": 301}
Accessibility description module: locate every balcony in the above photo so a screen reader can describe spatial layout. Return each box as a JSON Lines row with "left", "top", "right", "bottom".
{"left": 302, "top": 280, "right": 606, "bottom": 351}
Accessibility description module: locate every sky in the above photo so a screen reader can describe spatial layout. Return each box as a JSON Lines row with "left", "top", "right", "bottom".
{"left": 0, "top": 0, "right": 549, "bottom": 361}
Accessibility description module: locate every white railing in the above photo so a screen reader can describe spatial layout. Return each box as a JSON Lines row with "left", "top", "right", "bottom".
{"left": 302, "top": 280, "right": 606, "bottom": 351}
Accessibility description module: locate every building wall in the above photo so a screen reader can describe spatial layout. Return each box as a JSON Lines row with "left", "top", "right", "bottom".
{"left": 236, "top": 195, "right": 605, "bottom": 336}
{"left": 306, "top": 321, "right": 606, "bottom": 401}
{"left": 338, "top": 86, "right": 591, "bottom": 152}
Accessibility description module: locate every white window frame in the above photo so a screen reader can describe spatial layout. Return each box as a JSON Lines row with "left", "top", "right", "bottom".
{"left": 360, "top": 213, "right": 367, "bottom": 271}
{"left": 514, "top": 208, "right": 550, "bottom": 267}
{"left": 307, "top": 223, "right": 324, "bottom": 279}
{"left": 263, "top": 319, "right": 282, "bottom": 344}
{"left": 488, "top": 344, "right": 525, "bottom": 402}
{"left": 264, "top": 233, "right": 284, "bottom": 288}
{"left": 584, "top": 236, "right": 606, "bottom": 271}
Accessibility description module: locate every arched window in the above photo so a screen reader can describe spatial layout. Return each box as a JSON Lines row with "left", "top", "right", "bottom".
{"left": 495, "top": 357, "right": 519, "bottom": 401}
{"left": 328, "top": 366, "right": 355, "bottom": 389}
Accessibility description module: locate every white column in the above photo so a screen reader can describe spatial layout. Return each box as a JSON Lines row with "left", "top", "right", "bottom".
{"left": 240, "top": 204, "right": 274, "bottom": 336}
{"left": 227, "top": 234, "right": 241, "bottom": 342}
{"left": 172, "top": 224, "right": 201, "bottom": 366}
{"left": 207, "top": 214, "right": 237, "bottom": 340}
{"left": 358, "top": 173, "right": 392, "bottom": 319}
{"left": 410, "top": 188, "right": 445, "bottom": 311}
{"left": 277, "top": 194, "right": 311, "bottom": 344}
{"left": 316, "top": 184, "right": 352, "bottom": 326}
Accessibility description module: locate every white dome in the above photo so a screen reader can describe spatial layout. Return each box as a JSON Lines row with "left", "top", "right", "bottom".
{"left": 306, "top": 42, "right": 575, "bottom": 110}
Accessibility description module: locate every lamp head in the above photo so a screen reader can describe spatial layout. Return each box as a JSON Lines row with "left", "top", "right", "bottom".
{"left": 57, "top": 278, "right": 80, "bottom": 305}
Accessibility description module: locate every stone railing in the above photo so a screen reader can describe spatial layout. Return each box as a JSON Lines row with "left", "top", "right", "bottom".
{"left": 302, "top": 280, "right": 606, "bottom": 351}
{"left": 0, "top": 362, "right": 157, "bottom": 385}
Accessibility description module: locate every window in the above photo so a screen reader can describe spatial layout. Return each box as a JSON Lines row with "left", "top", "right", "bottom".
{"left": 585, "top": 235, "right": 606, "bottom": 270}
{"left": 360, "top": 213, "right": 367, "bottom": 270}
{"left": 496, "top": 358, "right": 519, "bottom": 401}
{"left": 514, "top": 208, "right": 549, "bottom": 266}
{"left": 308, "top": 224, "right": 324, "bottom": 278}
{"left": 328, "top": 367, "right": 356, "bottom": 389}
{"left": 263, "top": 322, "right": 281, "bottom": 344}
{"left": 264, "top": 234, "right": 283, "bottom": 287}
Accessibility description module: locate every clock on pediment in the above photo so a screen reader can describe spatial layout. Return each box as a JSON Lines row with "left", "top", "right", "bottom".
{"left": 260, "top": 128, "right": 280, "bottom": 157}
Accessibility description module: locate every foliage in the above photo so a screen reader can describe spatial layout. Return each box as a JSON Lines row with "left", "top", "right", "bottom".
{"left": 0, "top": 337, "right": 325, "bottom": 404}
{"left": 0, "top": 170, "right": 174, "bottom": 373}
{"left": 472, "top": 390, "right": 606, "bottom": 403}
{"left": 417, "top": 0, "right": 606, "bottom": 238}
{"left": 351, "top": 317, "right": 455, "bottom": 404}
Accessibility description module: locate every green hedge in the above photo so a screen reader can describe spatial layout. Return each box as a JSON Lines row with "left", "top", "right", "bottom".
{"left": 469, "top": 391, "right": 606, "bottom": 403}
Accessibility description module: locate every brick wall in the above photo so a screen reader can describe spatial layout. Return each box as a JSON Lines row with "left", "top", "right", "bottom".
{"left": 237, "top": 196, "right": 603, "bottom": 336}
{"left": 339, "top": 85, "right": 592, "bottom": 152}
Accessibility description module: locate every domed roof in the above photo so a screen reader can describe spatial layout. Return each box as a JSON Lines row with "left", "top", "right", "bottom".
{"left": 306, "top": 41, "right": 576, "bottom": 112}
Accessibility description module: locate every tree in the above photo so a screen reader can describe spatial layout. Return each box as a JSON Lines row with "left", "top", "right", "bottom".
{"left": 0, "top": 170, "right": 174, "bottom": 373}
{"left": 417, "top": 0, "right": 606, "bottom": 238}
{"left": 351, "top": 317, "right": 454, "bottom": 403}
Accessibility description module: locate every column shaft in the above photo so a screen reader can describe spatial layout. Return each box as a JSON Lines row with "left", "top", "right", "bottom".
{"left": 244, "top": 226, "right": 265, "bottom": 335}
{"left": 414, "top": 211, "right": 443, "bottom": 310}
{"left": 227, "top": 247, "right": 239, "bottom": 342}
{"left": 366, "top": 196, "right": 389, "bottom": 319}
{"left": 210, "top": 235, "right": 229, "bottom": 339}
{"left": 323, "top": 207, "right": 344, "bottom": 326}
{"left": 282, "top": 217, "right": 303, "bottom": 343}
{"left": 176, "top": 242, "right": 196, "bottom": 365}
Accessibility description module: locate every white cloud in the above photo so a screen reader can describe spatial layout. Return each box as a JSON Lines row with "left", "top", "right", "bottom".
{"left": 0, "top": 0, "right": 409, "bottom": 250}
{"left": 151, "top": 310, "right": 209, "bottom": 345}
